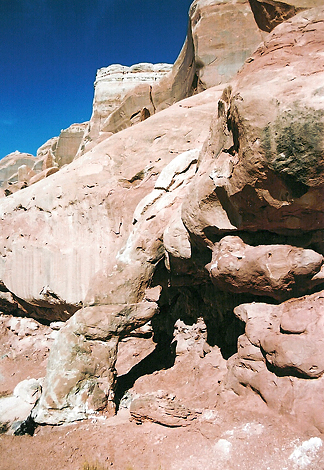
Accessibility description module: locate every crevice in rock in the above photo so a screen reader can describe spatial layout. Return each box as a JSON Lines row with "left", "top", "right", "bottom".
{"left": 114, "top": 255, "right": 251, "bottom": 406}
{"left": 226, "top": 110, "right": 240, "bottom": 155}
{"left": 263, "top": 354, "right": 317, "bottom": 380}
{"left": 0, "top": 286, "right": 80, "bottom": 325}
{"left": 130, "top": 111, "right": 141, "bottom": 121}
{"left": 191, "top": 72, "right": 199, "bottom": 94}
{"left": 115, "top": 336, "right": 176, "bottom": 410}
{"left": 248, "top": 384, "right": 268, "bottom": 404}
{"left": 201, "top": 228, "right": 234, "bottom": 246}
{"left": 239, "top": 230, "right": 322, "bottom": 250}
{"left": 140, "top": 107, "right": 151, "bottom": 121}
{"left": 149, "top": 86, "right": 156, "bottom": 114}
{"left": 12, "top": 415, "right": 37, "bottom": 436}
{"left": 202, "top": 228, "right": 324, "bottom": 255}
{"left": 248, "top": 0, "right": 305, "bottom": 33}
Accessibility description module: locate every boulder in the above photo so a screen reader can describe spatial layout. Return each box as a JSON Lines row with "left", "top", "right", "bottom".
{"left": 0, "top": 378, "right": 42, "bottom": 435}
{"left": 225, "top": 290, "right": 324, "bottom": 433}
{"left": 206, "top": 235, "right": 323, "bottom": 300}
{"left": 130, "top": 391, "right": 197, "bottom": 427}
{"left": 33, "top": 302, "right": 158, "bottom": 424}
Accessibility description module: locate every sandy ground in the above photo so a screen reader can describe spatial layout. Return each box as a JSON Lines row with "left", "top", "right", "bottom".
{"left": 2, "top": 404, "right": 324, "bottom": 470}
{"left": 1, "top": 315, "right": 324, "bottom": 470}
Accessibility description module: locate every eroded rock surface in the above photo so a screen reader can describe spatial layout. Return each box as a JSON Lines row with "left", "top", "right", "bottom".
{"left": 248, "top": 0, "right": 323, "bottom": 32}
{"left": 206, "top": 235, "right": 323, "bottom": 300}
{"left": 54, "top": 123, "right": 88, "bottom": 167}
{"left": 0, "top": 123, "right": 87, "bottom": 195}
{"left": 0, "top": 152, "right": 37, "bottom": 196}
{"left": 78, "top": 63, "right": 172, "bottom": 155}
{"left": 77, "top": 0, "right": 264, "bottom": 156}
{"left": 189, "top": 0, "right": 264, "bottom": 88}
{"left": 182, "top": 6, "right": 324, "bottom": 243}
{"left": 33, "top": 302, "right": 158, "bottom": 424}
{"left": 225, "top": 290, "right": 324, "bottom": 433}
{"left": 0, "top": 86, "right": 222, "bottom": 324}
{"left": 0, "top": 0, "right": 324, "bottom": 446}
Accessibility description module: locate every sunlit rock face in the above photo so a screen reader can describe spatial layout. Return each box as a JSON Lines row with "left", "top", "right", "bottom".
{"left": 226, "top": 290, "right": 324, "bottom": 433}
{"left": 0, "top": 86, "right": 221, "bottom": 325}
{"left": 34, "top": 137, "right": 59, "bottom": 172}
{"left": 55, "top": 123, "right": 88, "bottom": 168}
{"left": 181, "top": 6, "right": 324, "bottom": 433}
{"left": 189, "top": 0, "right": 263, "bottom": 89}
{"left": 0, "top": 152, "right": 36, "bottom": 195}
{"left": 0, "top": 123, "right": 87, "bottom": 196}
{"left": 77, "top": 1, "right": 264, "bottom": 156}
{"left": 182, "top": 6, "right": 324, "bottom": 244}
{"left": 78, "top": 63, "right": 172, "bottom": 156}
{"left": 1, "top": 0, "right": 324, "bottom": 438}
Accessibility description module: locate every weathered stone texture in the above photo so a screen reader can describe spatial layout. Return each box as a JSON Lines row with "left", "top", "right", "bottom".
{"left": 1, "top": 0, "right": 324, "bottom": 434}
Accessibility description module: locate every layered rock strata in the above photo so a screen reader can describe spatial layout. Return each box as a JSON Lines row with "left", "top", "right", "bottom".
{"left": 77, "top": 63, "right": 172, "bottom": 156}
{"left": 77, "top": 0, "right": 264, "bottom": 156}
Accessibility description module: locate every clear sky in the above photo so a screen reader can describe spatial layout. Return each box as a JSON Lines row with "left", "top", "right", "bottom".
{"left": 0, "top": 0, "right": 193, "bottom": 159}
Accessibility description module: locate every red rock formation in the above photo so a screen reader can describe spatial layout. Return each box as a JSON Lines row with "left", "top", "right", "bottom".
{"left": 226, "top": 290, "right": 324, "bottom": 433}
{"left": 0, "top": 0, "right": 324, "bottom": 452}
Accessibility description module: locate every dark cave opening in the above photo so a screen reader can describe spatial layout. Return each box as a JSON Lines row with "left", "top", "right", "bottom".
{"left": 114, "top": 257, "right": 259, "bottom": 408}
{"left": 114, "top": 333, "right": 176, "bottom": 409}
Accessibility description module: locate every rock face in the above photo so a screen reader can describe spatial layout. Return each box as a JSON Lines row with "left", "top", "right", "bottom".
{"left": 0, "top": 123, "right": 87, "bottom": 196}
{"left": 189, "top": 0, "right": 264, "bottom": 88}
{"left": 248, "top": 0, "right": 323, "bottom": 32}
{"left": 54, "top": 123, "right": 88, "bottom": 167}
{"left": 182, "top": 6, "right": 324, "bottom": 242}
{"left": 226, "top": 290, "right": 324, "bottom": 433}
{"left": 78, "top": 63, "right": 172, "bottom": 155}
{"left": 180, "top": 5, "right": 324, "bottom": 432}
{"left": 0, "top": 152, "right": 36, "bottom": 195}
{"left": 152, "top": 0, "right": 264, "bottom": 111}
{"left": 0, "top": 0, "right": 324, "bottom": 443}
{"left": 0, "top": 86, "right": 223, "bottom": 324}
{"left": 77, "top": 0, "right": 264, "bottom": 156}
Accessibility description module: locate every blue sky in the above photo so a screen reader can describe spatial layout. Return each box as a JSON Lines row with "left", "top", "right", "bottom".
{"left": 0, "top": 0, "right": 193, "bottom": 159}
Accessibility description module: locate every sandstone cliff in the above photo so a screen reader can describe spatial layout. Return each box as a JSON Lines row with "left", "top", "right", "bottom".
{"left": 1, "top": 1, "right": 324, "bottom": 469}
